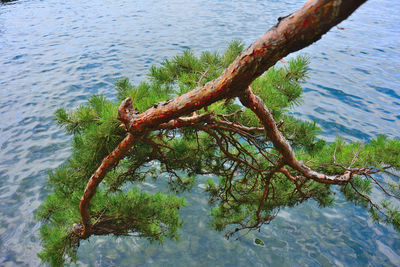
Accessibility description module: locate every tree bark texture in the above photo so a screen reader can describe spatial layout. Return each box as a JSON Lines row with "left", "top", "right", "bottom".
{"left": 78, "top": 0, "right": 367, "bottom": 237}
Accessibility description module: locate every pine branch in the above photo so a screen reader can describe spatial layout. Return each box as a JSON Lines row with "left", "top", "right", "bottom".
{"left": 75, "top": 0, "right": 368, "bottom": 250}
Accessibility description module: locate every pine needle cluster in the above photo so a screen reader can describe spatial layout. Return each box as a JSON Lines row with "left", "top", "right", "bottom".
{"left": 37, "top": 41, "right": 400, "bottom": 266}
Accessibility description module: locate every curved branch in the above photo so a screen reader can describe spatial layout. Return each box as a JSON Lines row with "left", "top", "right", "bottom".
{"left": 239, "top": 86, "right": 354, "bottom": 185}
{"left": 78, "top": 133, "right": 138, "bottom": 237}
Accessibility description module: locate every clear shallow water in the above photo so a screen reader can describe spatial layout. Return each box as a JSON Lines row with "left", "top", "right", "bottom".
{"left": 0, "top": 0, "right": 399, "bottom": 266}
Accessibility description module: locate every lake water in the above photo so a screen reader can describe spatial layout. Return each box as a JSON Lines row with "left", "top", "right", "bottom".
{"left": 0, "top": 0, "right": 399, "bottom": 266}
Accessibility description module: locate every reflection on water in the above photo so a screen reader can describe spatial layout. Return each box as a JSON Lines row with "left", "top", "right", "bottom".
{"left": 0, "top": 0, "right": 18, "bottom": 4}
{"left": 0, "top": 0, "right": 399, "bottom": 266}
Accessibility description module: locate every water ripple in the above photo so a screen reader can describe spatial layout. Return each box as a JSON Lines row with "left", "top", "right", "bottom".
{"left": 0, "top": 0, "right": 399, "bottom": 266}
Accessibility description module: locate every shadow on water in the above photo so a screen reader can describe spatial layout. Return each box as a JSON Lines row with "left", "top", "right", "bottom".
{"left": 0, "top": 0, "right": 19, "bottom": 4}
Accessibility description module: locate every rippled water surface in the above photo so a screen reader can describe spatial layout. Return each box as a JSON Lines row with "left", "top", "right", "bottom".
{"left": 1, "top": 0, "right": 399, "bottom": 266}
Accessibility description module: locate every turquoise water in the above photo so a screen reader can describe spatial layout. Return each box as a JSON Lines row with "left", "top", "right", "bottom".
{"left": 0, "top": 0, "right": 399, "bottom": 265}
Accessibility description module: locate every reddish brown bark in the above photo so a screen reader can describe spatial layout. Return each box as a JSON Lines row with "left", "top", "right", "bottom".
{"left": 79, "top": 133, "right": 138, "bottom": 237}
{"left": 77, "top": 0, "right": 367, "bottom": 237}
{"left": 239, "top": 87, "right": 354, "bottom": 185}
{"left": 159, "top": 113, "right": 212, "bottom": 129}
